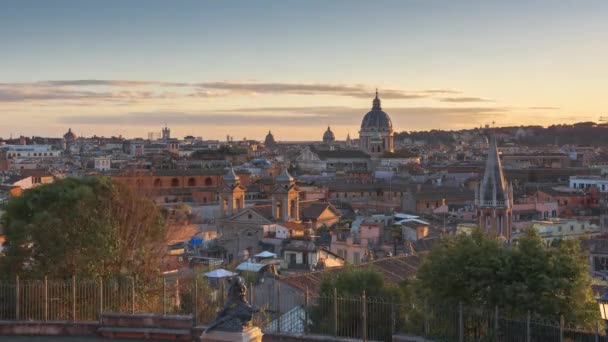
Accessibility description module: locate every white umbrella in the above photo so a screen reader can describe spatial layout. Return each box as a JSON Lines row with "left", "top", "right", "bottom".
{"left": 255, "top": 251, "right": 277, "bottom": 258}
{"left": 204, "top": 268, "right": 235, "bottom": 278}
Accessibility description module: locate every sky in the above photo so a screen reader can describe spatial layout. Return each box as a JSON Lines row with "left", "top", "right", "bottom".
{"left": 1, "top": 0, "right": 607, "bottom": 141}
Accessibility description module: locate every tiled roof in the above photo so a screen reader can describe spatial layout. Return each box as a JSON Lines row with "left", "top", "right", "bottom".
{"left": 279, "top": 221, "right": 309, "bottom": 231}
{"left": 250, "top": 205, "right": 274, "bottom": 220}
{"left": 314, "top": 149, "right": 371, "bottom": 160}
{"left": 280, "top": 254, "right": 421, "bottom": 294}
{"left": 300, "top": 201, "right": 339, "bottom": 219}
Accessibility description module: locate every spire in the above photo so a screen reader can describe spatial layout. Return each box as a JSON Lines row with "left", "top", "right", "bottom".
{"left": 276, "top": 167, "right": 294, "bottom": 183}
{"left": 372, "top": 89, "right": 381, "bottom": 110}
{"left": 478, "top": 132, "right": 508, "bottom": 207}
{"left": 224, "top": 166, "right": 239, "bottom": 184}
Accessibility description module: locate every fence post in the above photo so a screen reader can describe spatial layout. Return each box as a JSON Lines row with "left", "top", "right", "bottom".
{"left": 333, "top": 287, "right": 338, "bottom": 337}
{"left": 391, "top": 296, "right": 396, "bottom": 335}
{"left": 424, "top": 298, "right": 429, "bottom": 337}
{"left": 249, "top": 282, "right": 254, "bottom": 305}
{"left": 15, "top": 275, "right": 20, "bottom": 321}
{"left": 72, "top": 275, "right": 76, "bottom": 321}
{"left": 131, "top": 277, "right": 135, "bottom": 314}
{"left": 526, "top": 310, "right": 531, "bottom": 342}
{"left": 595, "top": 320, "right": 599, "bottom": 342}
{"left": 276, "top": 282, "right": 281, "bottom": 334}
{"left": 304, "top": 287, "right": 309, "bottom": 335}
{"left": 99, "top": 278, "right": 103, "bottom": 320}
{"left": 458, "top": 302, "right": 464, "bottom": 342}
{"left": 162, "top": 278, "right": 166, "bottom": 315}
{"left": 44, "top": 276, "right": 49, "bottom": 321}
{"left": 193, "top": 278, "right": 198, "bottom": 325}
{"left": 494, "top": 305, "right": 499, "bottom": 338}
{"left": 361, "top": 290, "right": 367, "bottom": 342}
{"left": 560, "top": 315, "right": 564, "bottom": 342}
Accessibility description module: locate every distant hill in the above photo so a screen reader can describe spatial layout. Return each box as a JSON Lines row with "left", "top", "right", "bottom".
{"left": 395, "top": 122, "right": 608, "bottom": 147}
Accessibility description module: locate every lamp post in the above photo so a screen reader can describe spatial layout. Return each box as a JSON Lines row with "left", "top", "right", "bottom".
{"left": 598, "top": 294, "right": 608, "bottom": 337}
{"left": 599, "top": 294, "right": 608, "bottom": 321}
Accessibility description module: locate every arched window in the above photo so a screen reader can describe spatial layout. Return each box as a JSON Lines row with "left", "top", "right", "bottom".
{"left": 204, "top": 177, "right": 213, "bottom": 186}
{"left": 171, "top": 178, "right": 180, "bottom": 187}
{"left": 187, "top": 178, "right": 196, "bottom": 187}
{"left": 153, "top": 179, "right": 162, "bottom": 187}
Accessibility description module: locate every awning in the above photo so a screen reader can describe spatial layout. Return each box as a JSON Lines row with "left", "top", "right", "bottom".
{"left": 255, "top": 251, "right": 277, "bottom": 258}
{"left": 204, "top": 269, "right": 236, "bottom": 278}
{"left": 236, "top": 262, "right": 265, "bottom": 272}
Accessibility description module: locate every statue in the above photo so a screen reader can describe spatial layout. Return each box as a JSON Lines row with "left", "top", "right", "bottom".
{"left": 204, "top": 276, "right": 261, "bottom": 334}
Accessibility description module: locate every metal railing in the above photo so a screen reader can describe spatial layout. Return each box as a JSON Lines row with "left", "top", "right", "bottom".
{"left": 1, "top": 275, "right": 606, "bottom": 342}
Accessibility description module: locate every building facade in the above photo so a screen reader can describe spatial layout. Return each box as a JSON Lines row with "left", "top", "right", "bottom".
{"left": 475, "top": 133, "right": 513, "bottom": 240}
{"left": 359, "top": 91, "right": 394, "bottom": 156}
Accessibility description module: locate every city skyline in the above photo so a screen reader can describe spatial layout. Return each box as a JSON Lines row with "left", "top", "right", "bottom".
{"left": 1, "top": 0, "right": 607, "bottom": 140}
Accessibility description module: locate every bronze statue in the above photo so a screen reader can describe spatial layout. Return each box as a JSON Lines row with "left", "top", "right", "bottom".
{"left": 204, "top": 276, "right": 261, "bottom": 333}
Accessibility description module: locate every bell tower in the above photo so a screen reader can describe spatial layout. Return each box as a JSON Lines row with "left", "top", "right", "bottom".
{"left": 475, "top": 133, "right": 513, "bottom": 240}
{"left": 219, "top": 167, "right": 246, "bottom": 217}
{"left": 272, "top": 167, "right": 299, "bottom": 221}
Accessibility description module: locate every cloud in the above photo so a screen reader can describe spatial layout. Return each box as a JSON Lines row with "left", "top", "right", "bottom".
{"left": 57, "top": 106, "right": 507, "bottom": 129}
{"left": 440, "top": 97, "right": 494, "bottom": 103}
{"left": 0, "top": 80, "right": 477, "bottom": 102}
{"left": 38, "top": 80, "right": 161, "bottom": 87}
{"left": 528, "top": 106, "right": 560, "bottom": 110}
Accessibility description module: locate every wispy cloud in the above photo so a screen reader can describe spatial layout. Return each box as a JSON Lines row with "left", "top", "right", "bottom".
{"left": 440, "top": 97, "right": 494, "bottom": 103}
{"left": 57, "top": 106, "right": 507, "bottom": 128}
{"left": 0, "top": 80, "right": 476, "bottom": 103}
{"left": 528, "top": 106, "right": 560, "bottom": 110}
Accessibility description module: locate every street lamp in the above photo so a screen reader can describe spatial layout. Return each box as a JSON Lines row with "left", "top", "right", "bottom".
{"left": 598, "top": 294, "right": 608, "bottom": 320}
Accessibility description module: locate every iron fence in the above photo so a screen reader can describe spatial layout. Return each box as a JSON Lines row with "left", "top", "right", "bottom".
{"left": 1, "top": 275, "right": 607, "bottom": 342}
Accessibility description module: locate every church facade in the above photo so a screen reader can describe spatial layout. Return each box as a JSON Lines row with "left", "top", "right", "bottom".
{"left": 359, "top": 91, "right": 394, "bottom": 156}
{"left": 475, "top": 133, "right": 513, "bottom": 240}
{"left": 217, "top": 167, "right": 341, "bottom": 262}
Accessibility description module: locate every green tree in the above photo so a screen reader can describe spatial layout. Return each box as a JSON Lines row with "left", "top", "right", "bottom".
{"left": 415, "top": 228, "right": 598, "bottom": 326}
{"left": 312, "top": 266, "right": 399, "bottom": 340}
{"left": 1, "top": 176, "right": 166, "bottom": 279}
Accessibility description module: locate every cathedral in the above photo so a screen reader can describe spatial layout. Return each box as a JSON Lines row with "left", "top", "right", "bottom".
{"left": 359, "top": 90, "right": 394, "bottom": 156}
{"left": 217, "top": 166, "right": 340, "bottom": 262}
{"left": 475, "top": 133, "right": 513, "bottom": 240}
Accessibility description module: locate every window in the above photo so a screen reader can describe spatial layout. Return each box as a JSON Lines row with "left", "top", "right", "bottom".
{"left": 570, "top": 225, "right": 574, "bottom": 231}
{"left": 205, "top": 177, "right": 213, "bottom": 186}
{"left": 353, "top": 252, "right": 361, "bottom": 264}
{"left": 558, "top": 226, "right": 562, "bottom": 232}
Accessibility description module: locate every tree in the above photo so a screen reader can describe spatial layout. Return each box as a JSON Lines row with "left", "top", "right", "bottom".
{"left": 415, "top": 229, "right": 598, "bottom": 326}
{"left": 1, "top": 176, "right": 166, "bottom": 279}
{"left": 311, "top": 266, "right": 399, "bottom": 340}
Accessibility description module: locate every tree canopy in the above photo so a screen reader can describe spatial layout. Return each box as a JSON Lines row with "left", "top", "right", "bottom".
{"left": 416, "top": 229, "right": 598, "bottom": 325}
{"left": 1, "top": 176, "right": 166, "bottom": 279}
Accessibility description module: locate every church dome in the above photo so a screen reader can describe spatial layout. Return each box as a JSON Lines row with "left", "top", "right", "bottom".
{"left": 361, "top": 91, "right": 392, "bottom": 131}
{"left": 63, "top": 128, "right": 77, "bottom": 141}
{"left": 264, "top": 130, "right": 276, "bottom": 146}
{"left": 323, "top": 126, "right": 335, "bottom": 143}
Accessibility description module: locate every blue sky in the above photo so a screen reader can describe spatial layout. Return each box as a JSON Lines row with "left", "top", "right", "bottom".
{"left": 1, "top": 1, "right": 607, "bottom": 140}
